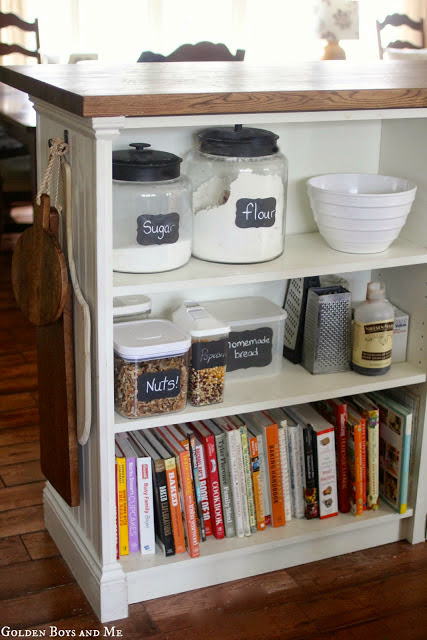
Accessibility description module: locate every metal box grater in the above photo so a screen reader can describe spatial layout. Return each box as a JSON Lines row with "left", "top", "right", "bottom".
{"left": 283, "top": 276, "right": 320, "bottom": 364}
{"left": 302, "top": 286, "right": 352, "bottom": 374}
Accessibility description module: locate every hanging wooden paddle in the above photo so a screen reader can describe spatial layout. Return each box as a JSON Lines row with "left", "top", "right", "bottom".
{"left": 11, "top": 138, "right": 80, "bottom": 507}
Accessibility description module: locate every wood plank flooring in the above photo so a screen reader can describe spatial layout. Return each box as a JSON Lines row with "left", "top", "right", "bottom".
{"left": 1, "top": 233, "right": 426, "bottom": 638}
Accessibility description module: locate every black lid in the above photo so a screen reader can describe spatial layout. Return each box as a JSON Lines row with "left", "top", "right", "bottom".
{"left": 112, "top": 143, "right": 182, "bottom": 181}
{"left": 198, "top": 124, "right": 279, "bottom": 157}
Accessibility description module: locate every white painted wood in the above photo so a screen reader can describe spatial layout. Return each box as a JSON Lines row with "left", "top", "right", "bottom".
{"left": 114, "top": 361, "right": 426, "bottom": 433}
{"left": 113, "top": 233, "right": 427, "bottom": 296}
{"left": 31, "top": 96, "right": 427, "bottom": 622}
{"left": 122, "top": 503, "right": 412, "bottom": 603}
{"left": 44, "top": 483, "right": 128, "bottom": 623}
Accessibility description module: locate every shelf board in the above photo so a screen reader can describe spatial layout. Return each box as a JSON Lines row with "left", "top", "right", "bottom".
{"left": 112, "top": 233, "right": 427, "bottom": 295}
{"left": 114, "top": 360, "right": 426, "bottom": 433}
{"left": 120, "top": 503, "right": 413, "bottom": 603}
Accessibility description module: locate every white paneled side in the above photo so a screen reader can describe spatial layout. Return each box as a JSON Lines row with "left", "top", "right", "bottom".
{"left": 379, "top": 118, "right": 427, "bottom": 249}
{"left": 119, "top": 119, "right": 381, "bottom": 237}
{"left": 372, "top": 265, "right": 427, "bottom": 543}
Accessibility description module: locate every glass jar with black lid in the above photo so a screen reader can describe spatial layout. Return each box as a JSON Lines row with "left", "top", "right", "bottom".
{"left": 112, "top": 143, "right": 192, "bottom": 273}
{"left": 184, "top": 125, "right": 288, "bottom": 264}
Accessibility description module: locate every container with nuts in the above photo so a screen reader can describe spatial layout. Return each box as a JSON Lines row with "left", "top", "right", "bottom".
{"left": 113, "top": 319, "right": 191, "bottom": 419}
{"left": 172, "top": 302, "right": 230, "bottom": 407}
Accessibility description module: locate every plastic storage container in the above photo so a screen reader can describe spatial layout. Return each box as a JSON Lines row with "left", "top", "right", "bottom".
{"left": 113, "top": 295, "right": 152, "bottom": 323}
{"left": 184, "top": 125, "right": 288, "bottom": 264}
{"left": 112, "top": 143, "right": 192, "bottom": 273}
{"left": 172, "top": 301, "right": 230, "bottom": 406}
{"left": 113, "top": 319, "right": 191, "bottom": 418}
{"left": 202, "top": 296, "right": 287, "bottom": 379}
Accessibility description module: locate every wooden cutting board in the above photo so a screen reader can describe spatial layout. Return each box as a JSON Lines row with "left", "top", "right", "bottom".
{"left": 36, "top": 209, "right": 80, "bottom": 507}
{"left": 12, "top": 194, "right": 68, "bottom": 326}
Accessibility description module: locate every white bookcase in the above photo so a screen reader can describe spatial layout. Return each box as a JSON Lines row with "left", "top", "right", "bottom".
{"left": 27, "top": 97, "right": 427, "bottom": 622}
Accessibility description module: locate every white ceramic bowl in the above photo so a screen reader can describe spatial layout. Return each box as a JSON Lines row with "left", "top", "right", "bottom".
{"left": 307, "top": 173, "right": 417, "bottom": 253}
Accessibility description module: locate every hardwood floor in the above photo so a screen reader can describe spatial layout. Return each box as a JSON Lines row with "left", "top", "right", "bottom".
{"left": 0, "top": 233, "right": 426, "bottom": 638}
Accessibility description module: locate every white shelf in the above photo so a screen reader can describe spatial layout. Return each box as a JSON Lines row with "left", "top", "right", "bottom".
{"left": 112, "top": 233, "right": 427, "bottom": 295}
{"left": 114, "top": 360, "right": 426, "bottom": 433}
{"left": 121, "top": 503, "right": 413, "bottom": 603}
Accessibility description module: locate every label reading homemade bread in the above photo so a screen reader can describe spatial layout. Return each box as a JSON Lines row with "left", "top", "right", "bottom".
{"left": 227, "top": 327, "right": 273, "bottom": 372}
{"left": 136, "top": 212, "right": 180, "bottom": 245}
{"left": 352, "top": 320, "right": 394, "bottom": 369}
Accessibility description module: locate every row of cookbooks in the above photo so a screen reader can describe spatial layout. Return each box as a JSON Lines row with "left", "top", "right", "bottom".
{"left": 114, "top": 385, "right": 418, "bottom": 559}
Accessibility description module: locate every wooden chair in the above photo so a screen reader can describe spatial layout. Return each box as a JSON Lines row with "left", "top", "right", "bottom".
{"left": 0, "top": 12, "right": 40, "bottom": 240}
{"left": 0, "top": 11, "right": 41, "bottom": 63}
{"left": 376, "top": 13, "right": 425, "bottom": 59}
{"left": 138, "top": 41, "right": 245, "bottom": 63}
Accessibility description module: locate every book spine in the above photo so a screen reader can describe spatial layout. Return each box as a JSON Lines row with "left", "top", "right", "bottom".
{"left": 348, "top": 423, "right": 364, "bottom": 516}
{"left": 240, "top": 426, "right": 257, "bottom": 533}
{"left": 287, "top": 426, "right": 305, "bottom": 519}
{"left": 249, "top": 436, "right": 266, "bottom": 530}
{"left": 204, "top": 435, "right": 225, "bottom": 539}
{"left": 164, "top": 457, "right": 186, "bottom": 554}
{"left": 115, "top": 459, "right": 119, "bottom": 560}
{"left": 137, "top": 457, "right": 155, "bottom": 555}
{"left": 153, "top": 459, "right": 175, "bottom": 556}
{"left": 195, "top": 442, "right": 212, "bottom": 536}
{"left": 302, "top": 426, "right": 319, "bottom": 519}
{"left": 399, "top": 417, "right": 412, "bottom": 514}
{"left": 187, "top": 432, "right": 206, "bottom": 542}
{"left": 365, "top": 409, "right": 380, "bottom": 511}
{"left": 361, "top": 418, "right": 367, "bottom": 511}
{"left": 314, "top": 428, "right": 338, "bottom": 519}
{"left": 234, "top": 428, "right": 251, "bottom": 536}
{"left": 335, "top": 405, "right": 350, "bottom": 513}
{"left": 278, "top": 425, "right": 292, "bottom": 522}
{"left": 226, "top": 430, "right": 244, "bottom": 538}
{"left": 116, "top": 456, "right": 129, "bottom": 556}
{"left": 126, "top": 456, "right": 139, "bottom": 553}
{"left": 215, "top": 433, "right": 236, "bottom": 537}
{"left": 265, "top": 424, "right": 286, "bottom": 527}
{"left": 180, "top": 450, "right": 200, "bottom": 557}
{"left": 256, "top": 433, "right": 271, "bottom": 522}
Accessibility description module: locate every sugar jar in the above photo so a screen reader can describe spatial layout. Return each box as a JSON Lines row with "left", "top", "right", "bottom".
{"left": 112, "top": 143, "right": 192, "bottom": 273}
{"left": 184, "top": 125, "right": 288, "bottom": 264}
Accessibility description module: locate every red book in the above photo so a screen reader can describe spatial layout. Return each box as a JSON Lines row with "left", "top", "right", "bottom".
{"left": 189, "top": 421, "right": 225, "bottom": 539}
{"left": 313, "top": 399, "right": 350, "bottom": 513}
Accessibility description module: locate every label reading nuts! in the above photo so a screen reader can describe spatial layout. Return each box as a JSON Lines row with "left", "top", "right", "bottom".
{"left": 235, "top": 197, "right": 276, "bottom": 228}
{"left": 191, "top": 339, "right": 227, "bottom": 371}
{"left": 136, "top": 212, "right": 180, "bottom": 245}
{"left": 352, "top": 320, "right": 394, "bottom": 369}
{"left": 137, "top": 369, "right": 181, "bottom": 402}
{"left": 227, "top": 327, "right": 273, "bottom": 372}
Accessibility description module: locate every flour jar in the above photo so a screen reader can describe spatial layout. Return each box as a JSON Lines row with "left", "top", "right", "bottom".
{"left": 112, "top": 143, "right": 192, "bottom": 273}
{"left": 184, "top": 125, "right": 288, "bottom": 263}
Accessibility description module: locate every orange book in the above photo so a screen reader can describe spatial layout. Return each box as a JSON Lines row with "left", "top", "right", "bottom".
{"left": 264, "top": 422, "right": 286, "bottom": 527}
{"left": 156, "top": 426, "right": 200, "bottom": 558}
{"left": 347, "top": 406, "right": 366, "bottom": 516}
{"left": 248, "top": 434, "right": 266, "bottom": 531}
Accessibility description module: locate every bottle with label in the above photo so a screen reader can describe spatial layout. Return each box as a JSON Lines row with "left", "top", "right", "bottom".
{"left": 352, "top": 282, "right": 394, "bottom": 376}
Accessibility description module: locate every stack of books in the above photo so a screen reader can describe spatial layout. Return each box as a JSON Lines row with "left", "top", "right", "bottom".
{"left": 114, "top": 386, "right": 417, "bottom": 558}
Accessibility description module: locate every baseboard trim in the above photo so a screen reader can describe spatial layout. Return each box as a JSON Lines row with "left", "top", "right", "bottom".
{"left": 44, "top": 483, "right": 128, "bottom": 622}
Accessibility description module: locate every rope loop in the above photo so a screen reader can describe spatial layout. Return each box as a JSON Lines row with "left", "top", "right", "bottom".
{"left": 36, "top": 137, "right": 69, "bottom": 213}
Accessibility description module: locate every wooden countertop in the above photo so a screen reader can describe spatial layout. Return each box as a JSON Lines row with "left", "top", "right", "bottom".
{"left": 1, "top": 61, "right": 427, "bottom": 118}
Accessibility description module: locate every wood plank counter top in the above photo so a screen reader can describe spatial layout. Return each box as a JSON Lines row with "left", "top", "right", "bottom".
{"left": 1, "top": 61, "right": 427, "bottom": 118}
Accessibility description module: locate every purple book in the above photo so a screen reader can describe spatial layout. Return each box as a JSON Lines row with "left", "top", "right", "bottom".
{"left": 116, "top": 434, "right": 140, "bottom": 553}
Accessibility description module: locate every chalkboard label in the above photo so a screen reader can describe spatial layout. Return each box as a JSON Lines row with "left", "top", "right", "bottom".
{"left": 235, "top": 198, "right": 276, "bottom": 229}
{"left": 227, "top": 327, "right": 273, "bottom": 372}
{"left": 136, "top": 212, "right": 179, "bottom": 245}
{"left": 137, "top": 369, "right": 181, "bottom": 401}
{"left": 191, "top": 339, "right": 227, "bottom": 371}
